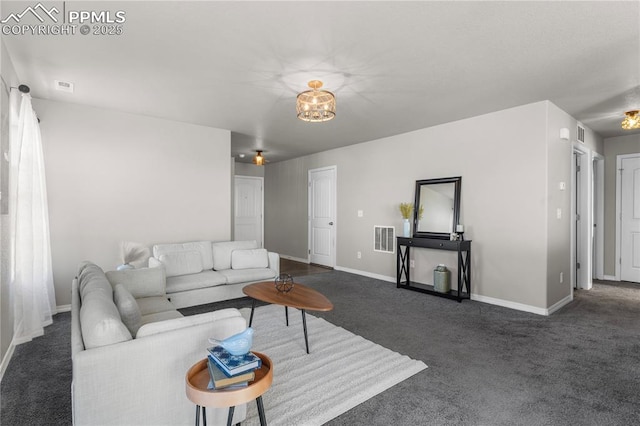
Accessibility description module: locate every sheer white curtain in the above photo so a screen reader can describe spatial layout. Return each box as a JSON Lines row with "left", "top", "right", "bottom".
{"left": 10, "top": 92, "right": 56, "bottom": 344}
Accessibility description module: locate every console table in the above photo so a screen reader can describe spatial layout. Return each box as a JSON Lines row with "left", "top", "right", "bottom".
{"left": 396, "top": 237, "right": 472, "bottom": 302}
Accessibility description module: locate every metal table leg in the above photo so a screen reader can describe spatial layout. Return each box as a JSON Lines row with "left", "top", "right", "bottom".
{"left": 301, "top": 309, "right": 309, "bottom": 354}
{"left": 256, "top": 396, "right": 268, "bottom": 425}
{"left": 249, "top": 299, "right": 256, "bottom": 327}
{"left": 226, "top": 406, "right": 235, "bottom": 426}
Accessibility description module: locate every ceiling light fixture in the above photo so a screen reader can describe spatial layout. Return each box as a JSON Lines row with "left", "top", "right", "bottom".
{"left": 621, "top": 110, "right": 640, "bottom": 130}
{"left": 253, "top": 150, "right": 265, "bottom": 166}
{"left": 296, "top": 80, "right": 336, "bottom": 122}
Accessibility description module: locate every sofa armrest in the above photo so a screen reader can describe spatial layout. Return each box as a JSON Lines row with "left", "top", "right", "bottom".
{"left": 72, "top": 311, "right": 247, "bottom": 425}
{"left": 136, "top": 308, "right": 242, "bottom": 338}
{"left": 268, "top": 251, "right": 280, "bottom": 276}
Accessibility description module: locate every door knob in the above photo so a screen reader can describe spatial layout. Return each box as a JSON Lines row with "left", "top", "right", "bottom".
{"left": 329, "top": 222, "right": 334, "bottom": 225}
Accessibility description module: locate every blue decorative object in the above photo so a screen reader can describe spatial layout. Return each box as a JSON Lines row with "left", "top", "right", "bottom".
{"left": 116, "top": 263, "right": 134, "bottom": 271}
{"left": 275, "top": 274, "right": 294, "bottom": 293}
{"left": 208, "top": 327, "right": 254, "bottom": 356}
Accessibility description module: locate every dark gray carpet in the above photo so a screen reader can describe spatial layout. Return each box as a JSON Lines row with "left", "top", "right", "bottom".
{"left": 2, "top": 272, "right": 640, "bottom": 425}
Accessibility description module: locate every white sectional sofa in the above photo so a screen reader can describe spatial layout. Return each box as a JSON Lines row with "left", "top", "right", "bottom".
{"left": 148, "top": 240, "right": 279, "bottom": 308}
{"left": 71, "top": 262, "right": 248, "bottom": 425}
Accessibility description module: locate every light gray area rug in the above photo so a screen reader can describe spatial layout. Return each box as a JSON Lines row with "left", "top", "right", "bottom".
{"left": 238, "top": 304, "right": 427, "bottom": 426}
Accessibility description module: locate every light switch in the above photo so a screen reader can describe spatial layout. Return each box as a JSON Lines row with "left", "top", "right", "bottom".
{"left": 559, "top": 182, "right": 566, "bottom": 190}
{"left": 357, "top": 210, "right": 363, "bottom": 217}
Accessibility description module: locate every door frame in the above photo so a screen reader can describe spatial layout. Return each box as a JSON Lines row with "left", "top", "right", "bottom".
{"left": 592, "top": 153, "right": 605, "bottom": 280}
{"left": 307, "top": 165, "right": 337, "bottom": 267}
{"left": 615, "top": 153, "right": 640, "bottom": 281}
{"left": 571, "top": 143, "right": 592, "bottom": 291}
{"left": 234, "top": 175, "right": 264, "bottom": 247}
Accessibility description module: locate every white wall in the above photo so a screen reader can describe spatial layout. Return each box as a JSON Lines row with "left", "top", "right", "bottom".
{"left": 235, "top": 161, "right": 264, "bottom": 177}
{"left": 545, "top": 102, "right": 575, "bottom": 307}
{"left": 34, "top": 99, "right": 231, "bottom": 307}
{"left": 266, "top": 101, "right": 558, "bottom": 310}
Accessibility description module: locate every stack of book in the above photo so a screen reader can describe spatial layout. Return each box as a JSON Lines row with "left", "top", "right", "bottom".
{"left": 206, "top": 345, "right": 262, "bottom": 390}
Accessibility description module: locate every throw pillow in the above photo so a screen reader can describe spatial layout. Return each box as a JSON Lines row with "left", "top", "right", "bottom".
{"left": 158, "top": 250, "right": 203, "bottom": 277}
{"left": 231, "top": 248, "right": 269, "bottom": 270}
{"left": 113, "top": 284, "right": 142, "bottom": 337}
{"left": 212, "top": 240, "right": 258, "bottom": 270}
{"left": 153, "top": 241, "right": 214, "bottom": 270}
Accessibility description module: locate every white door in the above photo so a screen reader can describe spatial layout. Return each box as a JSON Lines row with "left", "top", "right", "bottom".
{"left": 234, "top": 176, "right": 263, "bottom": 246}
{"left": 308, "top": 166, "right": 336, "bottom": 267}
{"left": 620, "top": 156, "right": 640, "bottom": 282}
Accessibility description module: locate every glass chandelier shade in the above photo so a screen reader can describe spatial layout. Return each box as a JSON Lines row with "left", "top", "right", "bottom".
{"left": 621, "top": 110, "right": 640, "bottom": 130}
{"left": 253, "top": 150, "right": 265, "bottom": 166}
{"left": 296, "top": 80, "right": 336, "bottom": 122}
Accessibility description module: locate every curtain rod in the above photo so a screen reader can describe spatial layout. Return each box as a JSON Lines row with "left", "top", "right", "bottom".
{"left": 10, "top": 84, "right": 30, "bottom": 93}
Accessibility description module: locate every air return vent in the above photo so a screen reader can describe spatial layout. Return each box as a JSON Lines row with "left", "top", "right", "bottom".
{"left": 374, "top": 226, "right": 395, "bottom": 253}
{"left": 577, "top": 123, "right": 585, "bottom": 144}
{"left": 55, "top": 80, "right": 74, "bottom": 93}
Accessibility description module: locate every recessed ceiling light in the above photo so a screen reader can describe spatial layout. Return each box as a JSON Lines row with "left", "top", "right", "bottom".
{"left": 239, "top": 154, "right": 246, "bottom": 158}
{"left": 54, "top": 80, "right": 74, "bottom": 93}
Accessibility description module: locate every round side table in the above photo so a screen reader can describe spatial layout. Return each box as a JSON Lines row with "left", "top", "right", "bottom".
{"left": 185, "top": 351, "right": 273, "bottom": 426}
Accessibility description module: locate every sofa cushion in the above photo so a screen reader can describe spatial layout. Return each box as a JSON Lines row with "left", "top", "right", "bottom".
{"left": 212, "top": 240, "right": 258, "bottom": 271}
{"left": 136, "top": 296, "right": 178, "bottom": 316}
{"left": 78, "top": 264, "right": 112, "bottom": 301}
{"left": 153, "top": 241, "right": 214, "bottom": 270}
{"left": 136, "top": 308, "right": 243, "bottom": 338}
{"left": 165, "top": 270, "right": 227, "bottom": 294}
{"left": 219, "top": 268, "right": 277, "bottom": 285}
{"left": 106, "top": 267, "right": 166, "bottom": 298}
{"left": 113, "top": 284, "right": 142, "bottom": 336}
{"left": 158, "top": 250, "right": 203, "bottom": 277}
{"left": 140, "top": 310, "right": 184, "bottom": 326}
{"left": 80, "top": 290, "right": 132, "bottom": 349}
{"left": 231, "top": 248, "right": 269, "bottom": 270}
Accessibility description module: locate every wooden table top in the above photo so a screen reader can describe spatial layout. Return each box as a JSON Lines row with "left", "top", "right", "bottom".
{"left": 243, "top": 281, "right": 334, "bottom": 312}
{"left": 185, "top": 352, "right": 273, "bottom": 408}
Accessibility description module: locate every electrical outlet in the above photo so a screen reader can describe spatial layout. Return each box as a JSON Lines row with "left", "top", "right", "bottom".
{"left": 357, "top": 251, "right": 361, "bottom": 259}
{"left": 410, "top": 259, "right": 415, "bottom": 268}
{"left": 560, "top": 272, "right": 564, "bottom": 283}
{"left": 557, "top": 208, "right": 562, "bottom": 219}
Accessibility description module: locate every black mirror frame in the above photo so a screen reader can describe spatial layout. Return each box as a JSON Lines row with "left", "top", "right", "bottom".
{"left": 413, "top": 176, "right": 461, "bottom": 240}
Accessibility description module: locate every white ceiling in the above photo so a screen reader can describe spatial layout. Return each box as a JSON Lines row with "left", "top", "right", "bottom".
{"left": 3, "top": 1, "right": 640, "bottom": 163}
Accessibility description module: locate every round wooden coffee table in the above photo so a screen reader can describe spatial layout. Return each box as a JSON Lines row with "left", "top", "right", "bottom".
{"left": 185, "top": 351, "right": 273, "bottom": 426}
{"left": 243, "top": 281, "right": 333, "bottom": 354}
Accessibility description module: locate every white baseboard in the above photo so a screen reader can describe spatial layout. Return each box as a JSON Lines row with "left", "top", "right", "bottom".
{"left": 333, "top": 266, "right": 395, "bottom": 283}
{"left": 471, "top": 293, "right": 569, "bottom": 316}
{"left": 0, "top": 339, "right": 16, "bottom": 383}
{"left": 280, "top": 254, "right": 309, "bottom": 264}
{"left": 603, "top": 275, "right": 617, "bottom": 281}
{"left": 332, "top": 267, "right": 573, "bottom": 316}
{"left": 56, "top": 304, "right": 71, "bottom": 313}
{"left": 547, "top": 294, "right": 573, "bottom": 315}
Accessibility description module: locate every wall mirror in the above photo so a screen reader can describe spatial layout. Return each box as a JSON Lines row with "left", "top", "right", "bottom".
{"left": 413, "top": 176, "right": 461, "bottom": 239}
